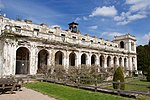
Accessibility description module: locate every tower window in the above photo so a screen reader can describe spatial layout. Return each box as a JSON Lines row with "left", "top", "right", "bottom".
{"left": 131, "top": 42, "right": 134, "bottom": 51}
{"left": 90, "top": 40, "right": 93, "bottom": 43}
{"left": 120, "top": 41, "right": 124, "bottom": 48}
{"left": 15, "top": 26, "right": 21, "bottom": 32}
{"left": 104, "top": 43, "right": 107, "bottom": 45}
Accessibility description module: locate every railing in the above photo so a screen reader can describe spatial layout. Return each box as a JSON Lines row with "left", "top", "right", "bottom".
{"left": 40, "top": 75, "right": 150, "bottom": 97}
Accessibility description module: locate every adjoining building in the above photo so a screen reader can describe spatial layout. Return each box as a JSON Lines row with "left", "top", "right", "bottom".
{"left": 0, "top": 16, "right": 137, "bottom": 77}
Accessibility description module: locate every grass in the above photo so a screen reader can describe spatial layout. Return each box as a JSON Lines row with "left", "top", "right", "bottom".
{"left": 125, "top": 79, "right": 150, "bottom": 91}
{"left": 24, "top": 82, "right": 134, "bottom": 100}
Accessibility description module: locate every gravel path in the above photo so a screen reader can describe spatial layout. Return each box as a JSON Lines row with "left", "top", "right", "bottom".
{"left": 0, "top": 87, "right": 56, "bottom": 100}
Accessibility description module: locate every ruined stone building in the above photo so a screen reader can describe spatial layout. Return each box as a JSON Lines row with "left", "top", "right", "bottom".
{"left": 0, "top": 16, "right": 137, "bottom": 77}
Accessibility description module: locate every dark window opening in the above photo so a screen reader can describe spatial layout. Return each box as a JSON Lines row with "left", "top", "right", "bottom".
{"left": 81, "top": 54, "right": 86, "bottom": 65}
{"left": 91, "top": 55, "right": 96, "bottom": 65}
{"left": 120, "top": 41, "right": 124, "bottom": 48}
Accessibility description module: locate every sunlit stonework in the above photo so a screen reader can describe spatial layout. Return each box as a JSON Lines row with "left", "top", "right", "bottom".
{"left": 0, "top": 15, "right": 137, "bottom": 77}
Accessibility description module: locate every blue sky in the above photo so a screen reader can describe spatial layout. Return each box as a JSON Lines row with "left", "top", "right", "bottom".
{"left": 0, "top": 0, "right": 150, "bottom": 45}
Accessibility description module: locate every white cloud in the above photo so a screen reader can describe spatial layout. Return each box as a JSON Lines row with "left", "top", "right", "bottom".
{"left": 114, "top": 0, "right": 150, "bottom": 25}
{"left": 101, "top": 32, "right": 123, "bottom": 37}
{"left": 128, "top": 14, "right": 147, "bottom": 21}
{"left": 126, "top": 0, "right": 150, "bottom": 12}
{"left": 137, "top": 32, "right": 150, "bottom": 45}
{"left": 83, "top": 16, "right": 88, "bottom": 20}
{"left": 74, "top": 17, "right": 81, "bottom": 22}
{"left": 51, "top": 25, "right": 61, "bottom": 29}
{"left": 89, "top": 25, "right": 98, "bottom": 30}
{"left": 90, "top": 6, "right": 117, "bottom": 17}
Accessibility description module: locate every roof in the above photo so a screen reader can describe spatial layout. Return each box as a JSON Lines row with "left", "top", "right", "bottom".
{"left": 68, "top": 21, "right": 78, "bottom": 25}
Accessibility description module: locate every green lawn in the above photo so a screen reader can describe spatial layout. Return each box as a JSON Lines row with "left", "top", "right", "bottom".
{"left": 125, "top": 79, "right": 150, "bottom": 91}
{"left": 24, "top": 82, "right": 133, "bottom": 100}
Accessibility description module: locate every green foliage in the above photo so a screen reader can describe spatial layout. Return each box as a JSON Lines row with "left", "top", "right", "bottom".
{"left": 113, "top": 66, "right": 125, "bottom": 90}
{"left": 146, "top": 66, "right": 150, "bottom": 82}
{"left": 137, "top": 45, "right": 150, "bottom": 74}
{"left": 25, "top": 82, "right": 132, "bottom": 100}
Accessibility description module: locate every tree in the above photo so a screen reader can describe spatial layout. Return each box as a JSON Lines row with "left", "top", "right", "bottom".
{"left": 146, "top": 66, "right": 150, "bottom": 81}
{"left": 113, "top": 66, "right": 125, "bottom": 90}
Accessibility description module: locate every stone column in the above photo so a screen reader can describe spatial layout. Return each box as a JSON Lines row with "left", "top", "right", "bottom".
{"left": 77, "top": 51, "right": 81, "bottom": 67}
{"left": 51, "top": 49, "right": 55, "bottom": 66}
{"left": 110, "top": 56, "right": 114, "bottom": 67}
{"left": 95, "top": 55, "right": 99, "bottom": 65}
{"left": 87, "top": 53, "right": 91, "bottom": 66}
{"left": 47, "top": 50, "right": 51, "bottom": 66}
{"left": 104, "top": 55, "right": 107, "bottom": 68}
{"left": 63, "top": 51, "right": 69, "bottom": 70}
{"left": 128, "top": 56, "right": 132, "bottom": 71}
{"left": 30, "top": 45, "right": 38, "bottom": 75}
{"left": 122, "top": 57, "right": 124, "bottom": 68}
{"left": 134, "top": 56, "right": 137, "bottom": 71}
{"left": 116, "top": 56, "right": 119, "bottom": 66}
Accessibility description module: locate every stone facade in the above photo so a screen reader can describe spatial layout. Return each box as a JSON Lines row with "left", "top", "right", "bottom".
{"left": 0, "top": 16, "right": 137, "bottom": 77}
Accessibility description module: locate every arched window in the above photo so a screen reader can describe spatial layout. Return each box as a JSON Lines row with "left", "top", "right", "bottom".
{"left": 120, "top": 41, "right": 124, "bottom": 48}
{"left": 16, "top": 47, "right": 30, "bottom": 74}
{"left": 69, "top": 52, "right": 76, "bottom": 66}
{"left": 38, "top": 49, "right": 49, "bottom": 73}
{"left": 100, "top": 55, "right": 104, "bottom": 67}
{"left": 91, "top": 55, "right": 96, "bottom": 65}
{"left": 55, "top": 51, "right": 64, "bottom": 65}
{"left": 81, "top": 53, "right": 87, "bottom": 65}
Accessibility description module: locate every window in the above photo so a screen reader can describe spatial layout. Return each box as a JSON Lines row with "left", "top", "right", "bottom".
{"left": 33, "top": 28, "right": 39, "bottom": 36}
{"left": 110, "top": 44, "right": 112, "bottom": 46}
{"left": 61, "top": 34, "right": 65, "bottom": 37}
{"left": 15, "top": 26, "right": 21, "bottom": 32}
{"left": 104, "top": 43, "right": 107, "bottom": 45}
{"left": 131, "top": 42, "right": 134, "bottom": 51}
{"left": 48, "top": 31, "right": 53, "bottom": 34}
{"left": 120, "top": 41, "right": 124, "bottom": 48}
{"left": 34, "top": 28, "right": 39, "bottom": 32}
{"left": 82, "top": 38, "right": 85, "bottom": 42}
{"left": 5, "top": 25, "right": 11, "bottom": 29}
{"left": 72, "top": 36, "right": 76, "bottom": 39}
{"left": 98, "top": 42, "right": 100, "bottom": 44}
{"left": 90, "top": 40, "right": 93, "bottom": 43}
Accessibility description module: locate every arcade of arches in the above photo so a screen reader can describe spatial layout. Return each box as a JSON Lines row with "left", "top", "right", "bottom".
{"left": 15, "top": 48, "right": 137, "bottom": 75}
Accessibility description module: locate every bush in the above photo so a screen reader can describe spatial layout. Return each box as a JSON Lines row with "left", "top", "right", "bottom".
{"left": 113, "top": 66, "right": 125, "bottom": 90}
{"left": 146, "top": 66, "right": 150, "bottom": 82}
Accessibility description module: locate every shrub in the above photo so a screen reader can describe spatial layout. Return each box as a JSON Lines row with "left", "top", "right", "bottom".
{"left": 146, "top": 66, "right": 150, "bottom": 82}
{"left": 113, "top": 66, "right": 125, "bottom": 90}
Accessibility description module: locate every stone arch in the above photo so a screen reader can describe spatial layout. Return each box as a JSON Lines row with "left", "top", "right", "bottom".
{"left": 81, "top": 53, "right": 87, "bottom": 65}
{"left": 91, "top": 54, "right": 96, "bottom": 65}
{"left": 107, "top": 56, "right": 111, "bottom": 67}
{"left": 55, "top": 51, "right": 64, "bottom": 65}
{"left": 16, "top": 47, "right": 30, "bottom": 74}
{"left": 37, "top": 49, "right": 49, "bottom": 73}
{"left": 113, "top": 57, "right": 117, "bottom": 67}
{"left": 119, "top": 57, "right": 122, "bottom": 66}
{"left": 100, "top": 55, "right": 104, "bottom": 67}
{"left": 69, "top": 52, "right": 76, "bottom": 66}
{"left": 120, "top": 41, "right": 124, "bottom": 48}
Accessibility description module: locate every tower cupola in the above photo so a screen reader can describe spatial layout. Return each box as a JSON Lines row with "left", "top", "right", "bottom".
{"left": 68, "top": 22, "right": 79, "bottom": 33}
